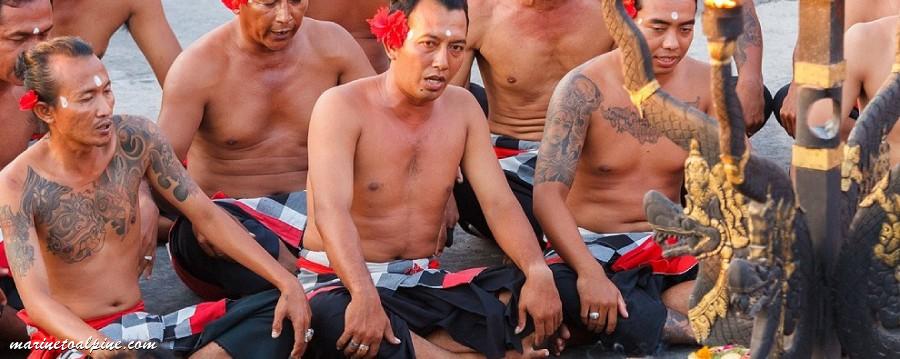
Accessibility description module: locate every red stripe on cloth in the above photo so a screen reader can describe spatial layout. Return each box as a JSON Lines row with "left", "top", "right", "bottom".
{"left": 440, "top": 267, "right": 485, "bottom": 288}
{"left": 306, "top": 285, "right": 341, "bottom": 299}
{"left": 494, "top": 146, "right": 526, "bottom": 159}
{"left": 545, "top": 256, "right": 564, "bottom": 265}
{"left": 19, "top": 301, "right": 145, "bottom": 359}
{"left": 228, "top": 201, "right": 303, "bottom": 250}
{"left": 189, "top": 300, "right": 228, "bottom": 334}
{"left": 611, "top": 236, "right": 697, "bottom": 275}
{"left": 0, "top": 243, "right": 9, "bottom": 274}
{"left": 296, "top": 257, "right": 336, "bottom": 275}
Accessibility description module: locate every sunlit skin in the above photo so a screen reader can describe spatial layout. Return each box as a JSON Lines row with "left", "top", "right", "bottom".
{"left": 236, "top": 0, "right": 307, "bottom": 52}
{"left": 306, "top": 0, "right": 390, "bottom": 72}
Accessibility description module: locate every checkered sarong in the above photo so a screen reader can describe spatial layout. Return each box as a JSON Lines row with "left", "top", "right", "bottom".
{"left": 18, "top": 300, "right": 227, "bottom": 358}
{"left": 544, "top": 229, "right": 697, "bottom": 276}
{"left": 211, "top": 191, "right": 308, "bottom": 249}
{"left": 297, "top": 250, "right": 485, "bottom": 298}
{"left": 492, "top": 134, "right": 540, "bottom": 186}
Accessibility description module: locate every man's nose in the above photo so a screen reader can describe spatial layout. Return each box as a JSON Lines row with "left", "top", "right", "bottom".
{"left": 432, "top": 45, "right": 450, "bottom": 71}
{"left": 274, "top": 0, "right": 293, "bottom": 23}
{"left": 662, "top": 30, "right": 679, "bottom": 50}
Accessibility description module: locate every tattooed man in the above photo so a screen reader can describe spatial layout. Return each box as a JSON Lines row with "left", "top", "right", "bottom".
{"left": 533, "top": 0, "right": 711, "bottom": 351}
{"left": 159, "top": 0, "right": 374, "bottom": 300}
{"left": 0, "top": 37, "right": 311, "bottom": 358}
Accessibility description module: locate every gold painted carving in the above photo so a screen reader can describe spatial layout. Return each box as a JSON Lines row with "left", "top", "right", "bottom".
{"left": 626, "top": 80, "right": 660, "bottom": 118}
{"left": 859, "top": 176, "right": 900, "bottom": 282}
{"left": 793, "top": 145, "right": 842, "bottom": 171}
{"left": 794, "top": 61, "right": 846, "bottom": 89}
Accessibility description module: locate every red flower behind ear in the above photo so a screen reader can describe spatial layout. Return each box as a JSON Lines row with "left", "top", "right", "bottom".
{"left": 624, "top": 0, "right": 638, "bottom": 18}
{"left": 18, "top": 90, "right": 38, "bottom": 111}
{"left": 367, "top": 7, "right": 409, "bottom": 49}
{"left": 222, "top": 0, "right": 248, "bottom": 11}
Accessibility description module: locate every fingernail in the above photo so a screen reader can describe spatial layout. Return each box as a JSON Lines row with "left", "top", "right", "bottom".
{"left": 271, "top": 330, "right": 280, "bottom": 338}
{"left": 515, "top": 326, "right": 523, "bottom": 334}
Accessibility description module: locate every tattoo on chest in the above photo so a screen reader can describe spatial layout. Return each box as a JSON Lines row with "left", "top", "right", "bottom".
{"left": 535, "top": 73, "right": 601, "bottom": 187}
{"left": 603, "top": 105, "right": 661, "bottom": 144}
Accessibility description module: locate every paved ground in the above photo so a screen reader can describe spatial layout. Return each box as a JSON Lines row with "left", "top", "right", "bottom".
{"left": 98, "top": 0, "right": 804, "bottom": 357}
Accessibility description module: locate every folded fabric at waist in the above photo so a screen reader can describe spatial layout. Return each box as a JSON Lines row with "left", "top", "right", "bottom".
{"left": 545, "top": 229, "right": 697, "bottom": 276}
{"left": 297, "top": 249, "right": 485, "bottom": 298}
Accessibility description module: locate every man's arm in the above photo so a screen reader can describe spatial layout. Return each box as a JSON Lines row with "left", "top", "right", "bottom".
{"left": 132, "top": 118, "right": 311, "bottom": 358}
{"left": 455, "top": 89, "right": 561, "bottom": 345}
{"left": 0, "top": 183, "right": 108, "bottom": 346}
{"left": 734, "top": 1, "right": 765, "bottom": 135}
{"left": 532, "top": 69, "right": 628, "bottom": 335}
{"left": 157, "top": 53, "right": 206, "bottom": 161}
{"left": 331, "top": 25, "right": 377, "bottom": 84}
{"left": 306, "top": 90, "right": 400, "bottom": 356}
{"left": 126, "top": 0, "right": 182, "bottom": 86}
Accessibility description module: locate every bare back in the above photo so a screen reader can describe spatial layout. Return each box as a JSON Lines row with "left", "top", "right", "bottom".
{"left": 159, "top": 18, "right": 374, "bottom": 199}
{"left": 850, "top": 17, "right": 900, "bottom": 164}
{"left": 0, "top": 87, "right": 38, "bottom": 168}
{"left": 846, "top": 0, "right": 899, "bottom": 31}
{"left": 306, "top": 0, "right": 390, "bottom": 72}
{"left": 303, "top": 82, "right": 476, "bottom": 262}
{"left": 566, "top": 52, "right": 711, "bottom": 233}
{"left": 0, "top": 116, "right": 151, "bottom": 320}
{"left": 468, "top": 0, "right": 615, "bottom": 141}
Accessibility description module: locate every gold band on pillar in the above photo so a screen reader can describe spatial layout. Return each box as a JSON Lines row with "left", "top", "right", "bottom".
{"left": 794, "top": 61, "right": 846, "bottom": 89}
{"left": 892, "top": 63, "right": 900, "bottom": 73}
{"left": 626, "top": 80, "right": 660, "bottom": 118}
{"left": 793, "top": 145, "right": 843, "bottom": 170}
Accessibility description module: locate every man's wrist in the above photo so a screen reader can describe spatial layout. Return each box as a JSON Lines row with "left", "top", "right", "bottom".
{"left": 522, "top": 263, "right": 553, "bottom": 280}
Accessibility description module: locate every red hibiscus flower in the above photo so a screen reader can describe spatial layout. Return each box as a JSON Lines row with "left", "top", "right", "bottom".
{"left": 624, "top": 0, "right": 638, "bottom": 18}
{"left": 367, "top": 7, "right": 409, "bottom": 49}
{"left": 222, "top": 0, "right": 247, "bottom": 11}
{"left": 18, "top": 90, "right": 38, "bottom": 111}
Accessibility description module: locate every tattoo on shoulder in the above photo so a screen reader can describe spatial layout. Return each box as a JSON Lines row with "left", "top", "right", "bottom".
{"left": 535, "top": 73, "right": 601, "bottom": 187}
{"left": 735, "top": 4, "right": 763, "bottom": 69}
{"left": 115, "top": 115, "right": 198, "bottom": 202}
{"left": 0, "top": 205, "right": 35, "bottom": 276}
{"left": 602, "top": 104, "right": 661, "bottom": 144}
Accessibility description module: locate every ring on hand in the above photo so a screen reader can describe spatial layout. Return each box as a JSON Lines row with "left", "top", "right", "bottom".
{"left": 358, "top": 344, "right": 370, "bottom": 352}
{"left": 348, "top": 341, "right": 360, "bottom": 349}
{"left": 144, "top": 255, "right": 153, "bottom": 261}
{"left": 589, "top": 312, "right": 601, "bottom": 320}
{"left": 304, "top": 328, "right": 314, "bottom": 343}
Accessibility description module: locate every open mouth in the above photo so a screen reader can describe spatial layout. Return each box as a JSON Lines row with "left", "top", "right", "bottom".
{"left": 424, "top": 75, "right": 446, "bottom": 90}
{"left": 653, "top": 230, "right": 695, "bottom": 258}
{"left": 270, "top": 28, "right": 292, "bottom": 38}
{"left": 654, "top": 56, "right": 678, "bottom": 67}
{"left": 96, "top": 121, "right": 112, "bottom": 132}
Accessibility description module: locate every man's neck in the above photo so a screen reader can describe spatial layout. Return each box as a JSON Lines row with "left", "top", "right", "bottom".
{"left": 232, "top": 21, "right": 296, "bottom": 63}
{"left": 379, "top": 72, "right": 435, "bottom": 125}
{"left": 519, "top": 0, "right": 567, "bottom": 11}
{"left": 46, "top": 131, "right": 114, "bottom": 177}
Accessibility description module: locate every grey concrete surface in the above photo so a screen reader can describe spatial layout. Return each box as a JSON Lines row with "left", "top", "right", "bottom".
{"left": 102, "top": 1, "right": 805, "bottom": 357}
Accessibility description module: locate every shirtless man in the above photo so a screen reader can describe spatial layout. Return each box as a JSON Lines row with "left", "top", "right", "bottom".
{"left": 50, "top": 0, "right": 181, "bottom": 85}
{"left": 451, "top": 0, "right": 764, "bottom": 246}
{"left": 776, "top": 0, "right": 900, "bottom": 136}
{"left": 533, "top": 0, "right": 706, "bottom": 349}
{"left": 306, "top": 0, "right": 389, "bottom": 73}
{"left": 807, "top": 15, "right": 900, "bottom": 162}
{"left": 159, "top": 0, "right": 374, "bottom": 300}
{"left": 0, "top": 0, "right": 51, "bottom": 345}
{"left": 302, "top": 1, "right": 564, "bottom": 357}
{"left": 2, "top": 37, "right": 311, "bottom": 358}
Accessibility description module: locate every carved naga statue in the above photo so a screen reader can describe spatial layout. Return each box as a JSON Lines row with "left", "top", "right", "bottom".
{"left": 602, "top": 0, "right": 900, "bottom": 356}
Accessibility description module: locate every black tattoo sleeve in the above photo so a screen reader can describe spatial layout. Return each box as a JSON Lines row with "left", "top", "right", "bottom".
{"left": 118, "top": 116, "right": 199, "bottom": 203}
{"left": 535, "top": 72, "right": 602, "bottom": 187}
{"left": 0, "top": 205, "right": 35, "bottom": 276}
{"left": 735, "top": 2, "right": 763, "bottom": 70}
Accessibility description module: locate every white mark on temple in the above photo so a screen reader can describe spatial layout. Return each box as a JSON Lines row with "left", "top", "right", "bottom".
{"left": 60, "top": 96, "right": 69, "bottom": 108}
{"left": 33, "top": 27, "right": 40, "bottom": 35}
{"left": 407, "top": 30, "right": 415, "bottom": 40}
{"left": 94, "top": 75, "right": 103, "bottom": 87}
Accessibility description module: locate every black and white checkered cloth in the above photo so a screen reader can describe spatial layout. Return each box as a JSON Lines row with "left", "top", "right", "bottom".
{"left": 492, "top": 134, "right": 540, "bottom": 186}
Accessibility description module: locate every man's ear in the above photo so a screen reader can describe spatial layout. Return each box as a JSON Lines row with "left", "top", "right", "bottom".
{"left": 33, "top": 102, "right": 54, "bottom": 126}
{"left": 385, "top": 43, "right": 400, "bottom": 61}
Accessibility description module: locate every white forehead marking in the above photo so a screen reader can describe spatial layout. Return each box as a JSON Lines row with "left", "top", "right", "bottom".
{"left": 637, "top": 18, "right": 643, "bottom": 25}
{"left": 445, "top": 30, "right": 452, "bottom": 37}
{"left": 671, "top": 12, "right": 679, "bottom": 20}
{"left": 33, "top": 27, "right": 40, "bottom": 35}
{"left": 60, "top": 96, "right": 69, "bottom": 108}
{"left": 93, "top": 75, "right": 102, "bottom": 87}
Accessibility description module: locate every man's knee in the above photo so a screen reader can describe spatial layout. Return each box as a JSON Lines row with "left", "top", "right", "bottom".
{"left": 190, "top": 342, "right": 231, "bottom": 359}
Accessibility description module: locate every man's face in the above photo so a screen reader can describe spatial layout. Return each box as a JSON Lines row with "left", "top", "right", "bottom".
{"left": 0, "top": 1, "right": 52, "bottom": 85}
{"left": 390, "top": 0, "right": 467, "bottom": 104}
{"left": 636, "top": 0, "right": 696, "bottom": 75}
{"left": 43, "top": 55, "right": 115, "bottom": 147}
{"left": 238, "top": 0, "right": 307, "bottom": 51}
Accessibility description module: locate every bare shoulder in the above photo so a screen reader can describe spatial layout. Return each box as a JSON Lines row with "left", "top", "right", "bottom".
{"left": 465, "top": 0, "right": 495, "bottom": 44}
{"left": 166, "top": 23, "right": 230, "bottom": 87}
{"left": 299, "top": 18, "right": 360, "bottom": 57}
{"left": 575, "top": 51, "right": 618, "bottom": 85}
{"left": 114, "top": 115, "right": 164, "bottom": 143}
{"left": 126, "top": 0, "right": 164, "bottom": 14}
{"left": 846, "top": 16, "right": 895, "bottom": 52}
{"left": 313, "top": 78, "right": 371, "bottom": 119}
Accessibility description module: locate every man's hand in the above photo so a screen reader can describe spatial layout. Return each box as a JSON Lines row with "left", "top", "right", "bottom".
{"left": 780, "top": 83, "right": 799, "bottom": 137}
{"left": 271, "top": 282, "right": 312, "bottom": 359}
{"left": 137, "top": 191, "right": 160, "bottom": 279}
{"left": 577, "top": 270, "right": 628, "bottom": 334}
{"left": 337, "top": 292, "right": 401, "bottom": 359}
{"left": 435, "top": 194, "right": 460, "bottom": 255}
{"left": 517, "top": 267, "right": 563, "bottom": 346}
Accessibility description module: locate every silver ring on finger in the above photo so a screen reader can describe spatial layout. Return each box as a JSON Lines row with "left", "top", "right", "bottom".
{"left": 304, "top": 328, "right": 314, "bottom": 343}
{"left": 358, "top": 344, "right": 370, "bottom": 352}
{"left": 348, "top": 341, "right": 360, "bottom": 350}
{"left": 588, "top": 312, "right": 601, "bottom": 321}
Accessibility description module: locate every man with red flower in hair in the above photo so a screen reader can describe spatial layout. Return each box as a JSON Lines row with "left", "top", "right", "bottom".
{"left": 306, "top": 0, "right": 391, "bottom": 73}
{"left": 450, "top": 0, "right": 766, "bottom": 251}
{"left": 534, "top": 0, "right": 722, "bottom": 349}
{"left": 301, "top": 0, "right": 569, "bottom": 357}
{"left": 158, "top": 0, "right": 375, "bottom": 301}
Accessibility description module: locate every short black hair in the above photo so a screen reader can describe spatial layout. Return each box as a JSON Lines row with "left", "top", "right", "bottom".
{"left": 15, "top": 36, "right": 95, "bottom": 107}
{"left": 390, "top": 0, "right": 468, "bottom": 25}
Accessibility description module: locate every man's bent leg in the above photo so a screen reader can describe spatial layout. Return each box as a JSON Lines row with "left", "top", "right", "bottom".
{"left": 190, "top": 342, "right": 231, "bottom": 359}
